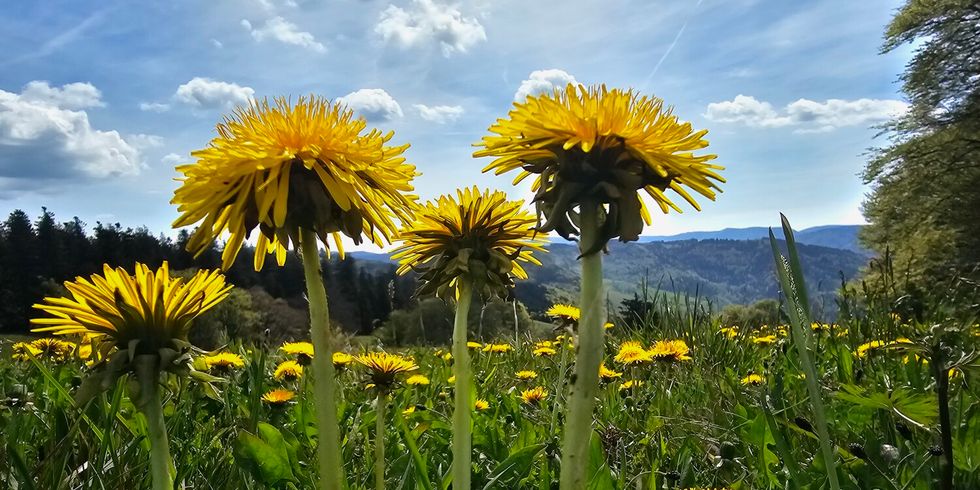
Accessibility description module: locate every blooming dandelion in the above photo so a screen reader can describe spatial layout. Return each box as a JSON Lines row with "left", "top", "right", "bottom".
{"left": 274, "top": 360, "right": 304, "bottom": 382}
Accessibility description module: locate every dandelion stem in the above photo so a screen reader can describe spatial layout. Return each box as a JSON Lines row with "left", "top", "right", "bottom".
{"left": 374, "top": 391, "right": 387, "bottom": 490}
{"left": 560, "top": 201, "right": 605, "bottom": 490}
{"left": 135, "top": 356, "right": 174, "bottom": 490}
{"left": 300, "top": 229, "right": 345, "bottom": 490}
{"left": 452, "top": 278, "right": 474, "bottom": 490}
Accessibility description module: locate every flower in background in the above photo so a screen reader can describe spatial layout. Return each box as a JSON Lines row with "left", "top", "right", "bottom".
{"left": 619, "top": 380, "right": 644, "bottom": 393}
{"left": 648, "top": 339, "right": 692, "bottom": 362}
{"left": 274, "top": 360, "right": 304, "bottom": 381}
{"left": 719, "top": 326, "right": 739, "bottom": 339}
{"left": 11, "top": 342, "right": 41, "bottom": 362}
{"left": 356, "top": 352, "right": 419, "bottom": 390}
{"left": 474, "top": 399, "right": 489, "bottom": 411}
{"left": 204, "top": 352, "right": 245, "bottom": 372}
{"left": 599, "top": 363, "right": 623, "bottom": 380}
{"left": 516, "top": 370, "right": 538, "bottom": 380}
{"left": 750, "top": 334, "right": 777, "bottom": 346}
{"left": 603, "top": 322, "right": 614, "bottom": 330}
{"left": 442, "top": 352, "right": 453, "bottom": 362}
{"left": 29, "top": 338, "right": 77, "bottom": 363}
{"left": 332, "top": 352, "right": 354, "bottom": 370}
{"left": 483, "top": 343, "right": 513, "bottom": 353}
{"left": 614, "top": 341, "right": 652, "bottom": 365}
{"left": 547, "top": 303, "right": 581, "bottom": 324}
{"left": 855, "top": 340, "right": 887, "bottom": 359}
{"left": 520, "top": 386, "right": 548, "bottom": 406}
{"left": 741, "top": 374, "right": 765, "bottom": 386}
{"left": 406, "top": 374, "right": 430, "bottom": 386}
{"left": 533, "top": 346, "right": 557, "bottom": 357}
{"left": 262, "top": 389, "right": 295, "bottom": 406}
{"left": 467, "top": 342, "right": 482, "bottom": 349}
{"left": 281, "top": 342, "right": 314, "bottom": 365}
{"left": 447, "top": 375, "right": 456, "bottom": 384}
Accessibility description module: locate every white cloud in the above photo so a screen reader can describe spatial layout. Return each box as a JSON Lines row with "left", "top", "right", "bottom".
{"left": 704, "top": 94, "right": 908, "bottom": 131}
{"left": 139, "top": 101, "right": 171, "bottom": 112}
{"left": 337, "top": 89, "right": 402, "bottom": 122}
{"left": 414, "top": 103, "right": 463, "bottom": 123}
{"left": 174, "top": 77, "right": 255, "bottom": 110}
{"left": 0, "top": 81, "right": 143, "bottom": 188}
{"left": 514, "top": 69, "right": 578, "bottom": 101}
{"left": 20, "top": 81, "right": 104, "bottom": 110}
{"left": 161, "top": 153, "right": 183, "bottom": 166}
{"left": 210, "top": 39, "right": 223, "bottom": 49}
{"left": 376, "top": 0, "right": 486, "bottom": 57}
{"left": 241, "top": 17, "right": 326, "bottom": 53}
{"left": 127, "top": 133, "right": 164, "bottom": 150}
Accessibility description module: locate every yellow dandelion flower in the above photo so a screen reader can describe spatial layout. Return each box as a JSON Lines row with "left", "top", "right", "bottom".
{"left": 741, "top": 374, "right": 764, "bottom": 386}
{"left": 274, "top": 360, "right": 304, "bottom": 381}
{"left": 171, "top": 96, "right": 418, "bottom": 271}
{"left": 466, "top": 341, "right": 482, "bottom": 349}
{"left": 441, "top": 352, "right": 453, "bottom": 362}
{"left": 262, "top": 389, "right": 295, "bottom": 406}
{"left": 474, "top": 399, "right": 489, "bottom": 411}
{"left": 619, "top": 380, "right": 644, "bottom": 392}
{"left": 647, "top": 339, "right": 692, "bottom": 362}
{"left": 355, "top": 352, "right": 418, "bottom": 388}
{"left": 533, "top": 346, "right": 557, "bottom": 357}
{"left": 203, "top": 352, "right": 245, "bottom": 371}
{"left": 447, "top": 375, "right": 456, "bottom": 384}
{"left": 391, "top": 187, "right": 544, "bottom": 298}
{"left": 516, "top": 370, "right": 538, "bottom": 380}
{"left": 719, "top": 326, "right": 739, "bottom": 339}
{"left": 406, "top": 374, "right": 430, "bottom": 386}
{"left": 29, "top": 338, "right": 75, "bottom": 362}
{"left": 402, "top": 405, "right": 416, "bottom": 415}
{"left": 31, "top": 262, "right": 230, "bottom": 388}
{"left": 547, "top": 303, "right": 581, "bottom": 323}
{"left": 614, "top": 341, "right": 652, "bottom": 365}
{"left": 520, "top": 386, "right": 548, "bottom": 405}
{"left": 482, "top": 343, "right": 512, "bottom": 353}
{"left": 750, "top": 334, "right": 777, "bottom": 346}
{"left": 855, "top": 340, "right": 887, "bottom": 359}
{"left": 281, "top": 341, "right": 314, "bottom": 364}
{"left": 603, "top": 322, "right": 614, "bottom": 330}
{"left": 11, "top": 342, "right": 41, "bottom": 362}
{"left": 474, "top": 84, "right": 723, "bottom": 250}
{"left": 599, "top": 362, "right": 622, "bottom": 380}
{"left": 332, "top": 351, "right": 354, "bottom": 370}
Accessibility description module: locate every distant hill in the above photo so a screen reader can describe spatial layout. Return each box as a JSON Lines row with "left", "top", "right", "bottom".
{"left": 635, "top": 224, "right": 869, "bottom": 255}
{"left": 350, "top": 237, "right": 870, "bottom": 313}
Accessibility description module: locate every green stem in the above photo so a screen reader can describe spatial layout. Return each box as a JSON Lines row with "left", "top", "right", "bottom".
{"left": 933, "top": 346, "right": 953, "bottom": 490}
{"left": 374, "top": 391, "right": 387, "bottom": 490}
{"left": 135, "top": 356, "right": 174, "bottom": 490}
{"left": 452, "top": 278, "right": 474, "bottom": 490}
{"left": 550, "top": 329, "right": 570, "bottom": 433}
{"left": 299, "top": 229, "right": 345, "bottom": 490}
{"left": 559, "top": 202, "right": 605, "bottom": 490}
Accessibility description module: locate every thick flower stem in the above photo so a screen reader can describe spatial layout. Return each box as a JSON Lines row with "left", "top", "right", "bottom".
{"left": 299, "top": 229, "right": 345, "bottom": 490}
{"left": 559, "top": 202, "right": 605, "bottom": 490}
{"left": 452, "top": 278, "right": 474, "bottom": 490}
{"left": 374, "top": 391, "right": 387, "bottom": 490}
{"left": 135, "top": 356, "right": 174, "bottom": 490}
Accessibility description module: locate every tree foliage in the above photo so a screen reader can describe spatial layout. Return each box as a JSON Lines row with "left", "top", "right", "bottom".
{"left": 862, "top": 0, "right": 980, "bottom": 288}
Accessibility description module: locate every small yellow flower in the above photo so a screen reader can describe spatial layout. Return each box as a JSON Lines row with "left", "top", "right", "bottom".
{"left": 750, "top": 334, "right": 777, "bottom": 346}
{"left": 547, "top": 303, "right": 580, "bottom": 323}
{"left": 11, "top": 342, "right": 41, "bottom": 362}
{"left": 447, "top": 375, "right": 456, "bottom": 384}
{"left": 29, "top": 338, "right": 74, "bottom": 363}
{"left": 281, "top": 342, "right": 315, "bottom": 364}
{"left": 619, "top": 380, "right": 644, "bottom": 392}
{"left": 532, "top": 346, "right": 557, "bottom": 357}
{"left": 441, "top": 352, "right": 453, "bottom": 362}
{"left": 406, "top": 374, "right": 430, "bottom": 386}
{"left": 603, "top": 322, "right": 614, "bottom": 330}
{"left": 741, "top": 374, "right": 764, "bottom": 386}
{"left": 520, "top": 386, "right": 548, "bottom": 405}
{"left": 614, "top": 341, "right": 652, "bottom": 365}
{"left": 855, "top": 340, "right": 887, "bottom": 359}
{"left": 599, "top": 362, "right": 623, "bottom": 380}
{"left": 402, "top": 405, "right": 416, "bottom": 415}
{"left": 474, "top": 399, "right": 489, "bottom": 411}
{"left": 515, "top": 370, "right": 538, "bottom": 380}
{"left": 647, "top": 339, "right": 692, "bottom": 362}
{"left": 356, "top": 352, "right": 418, "bottom": 389}
{"left": 482, "top": 343, "right": 512, "bottom": 353}
{"left": 203, "top": 352, "right": 245, "bottom": 371}
{"left": 332, "top": 352, "right": 354, "bottom": 369}
{"left": 274, "top": 360, "right": 304, "bottom": 381}
{"left": 467, "top": 341, "right": 482, "bottom": 349}
{"left": 719, "top": 326, "right": 739, "bottom": 339}
{"left": 262, "top": 389, "right": 295, "bottom": 406}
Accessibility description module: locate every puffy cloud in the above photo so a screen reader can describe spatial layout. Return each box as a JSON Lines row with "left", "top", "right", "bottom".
{"left": 161, "top": 153, "right": 183, "bottom": 166}
{"left": 376, "top": 0, "right": 486, "bottom": 57}
{"left": 139, "top": 102, "right": 171, "bottom": 112}
{"left": 414, "top": 103, "right": 463, "bottom": 123}
{"left": 19, "top": 81, "right": 104, "bottom": 110}
{"left": 174, "top": 77, "right": 255, "bottom": 110}
{"left": 337, "top": 89, "right": 402, "bottom": 122}
{"left": 241, "top": 17, "right": 326, "bottom": 53}
{"left": 704, "top": 94, "right": 908, "bottom": 131}
{"left": 0, "top": 81, "right": 144, "bottom": 191}
{"left": 514, "top": 69, "right": 578, "bottom": 101}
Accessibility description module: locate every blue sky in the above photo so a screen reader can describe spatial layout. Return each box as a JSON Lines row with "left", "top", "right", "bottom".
{"left": 0, "top": 0, "right": 910, "bottom": 250}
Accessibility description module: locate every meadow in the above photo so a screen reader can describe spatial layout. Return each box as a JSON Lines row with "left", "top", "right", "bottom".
{"left": 2, "top": 269, "right": 977, "bottom": 489}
